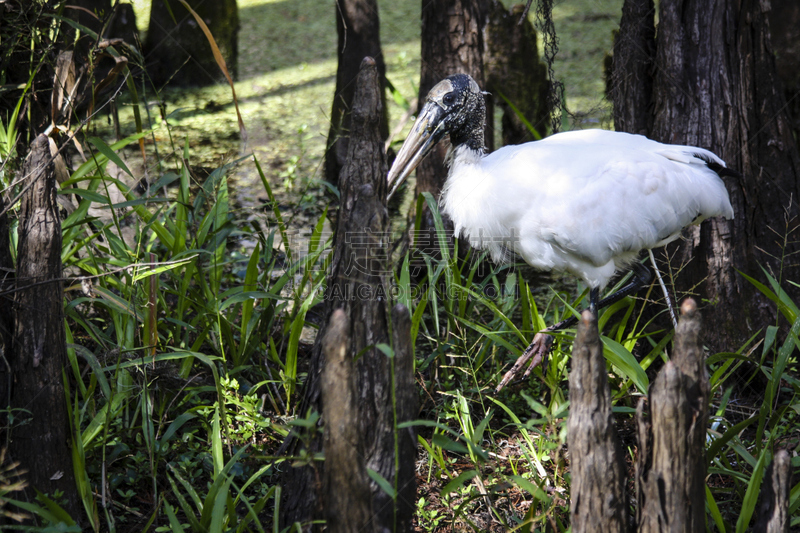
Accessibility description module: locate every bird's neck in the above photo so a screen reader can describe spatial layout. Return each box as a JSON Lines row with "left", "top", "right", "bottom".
{"left": 450, "top": 127, "right": 485, "bottom": 153}
{"left": 450, "top": 95, "right": 486, "bottom": 153}
{"left": 446, "top": 144, "right": 484, "bottom": 171}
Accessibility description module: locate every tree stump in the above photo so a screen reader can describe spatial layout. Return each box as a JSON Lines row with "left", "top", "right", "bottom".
{"left": 321, "top": 310, "right": 374, "bottom": 533}
{"left": 637, "top": 299, "right": 708, "bottom": 532}
{"left": 755, "top": 449, "right": 792, "bottom": 533}
{"left": 567, "top": 311, "right": 630, "bottom": 532}
{"left": 391, "top": 303, "right": 418, "bottom": 532}
{"left": 8, "top": 134, "right": 79, "bottom": 519}
{"left": 281, "top": 57, "right": 416, "bottom": 532}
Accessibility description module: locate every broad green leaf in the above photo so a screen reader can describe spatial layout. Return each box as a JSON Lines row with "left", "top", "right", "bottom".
{"left": 601, "top": 336, "right": 649, "bottom": 393}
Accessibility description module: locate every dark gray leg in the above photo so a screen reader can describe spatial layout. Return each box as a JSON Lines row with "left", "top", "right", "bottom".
{"left": 496, "top": 261, "right": 653, "bottom": 392}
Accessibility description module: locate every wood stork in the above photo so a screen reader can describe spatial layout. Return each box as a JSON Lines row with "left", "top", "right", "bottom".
{"left": 387, "top": 74, "right": 735, "bottom": 390}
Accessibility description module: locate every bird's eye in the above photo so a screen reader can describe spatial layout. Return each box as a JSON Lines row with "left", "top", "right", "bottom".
{"left": 443, "top": 92, "right": 456, "bottom": 106}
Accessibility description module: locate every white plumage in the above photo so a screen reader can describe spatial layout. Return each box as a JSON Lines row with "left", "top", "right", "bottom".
{"left": 387, "top": 74, "right": 734, "bottom": 300}
{"left": 439, "top": 129, "right": 734, "bottom": 290}
{"left": 386, "top": 74, "right": 734, "bottom": 387}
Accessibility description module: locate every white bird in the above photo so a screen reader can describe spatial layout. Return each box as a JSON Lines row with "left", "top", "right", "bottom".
{"left": 387, "top": 74, "right": 734, "bottom": 390}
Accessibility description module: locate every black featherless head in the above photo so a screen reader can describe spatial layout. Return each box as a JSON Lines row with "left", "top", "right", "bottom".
{"left": 425, "top": 74, "right": 487, "bottom": 151}
{"left": 386, "top": 74, "right": 487, "bottom": 200}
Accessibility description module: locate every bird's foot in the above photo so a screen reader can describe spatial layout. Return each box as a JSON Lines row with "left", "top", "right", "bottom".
{"left": 495, "top": 330, "right": 556, "bottom": 393}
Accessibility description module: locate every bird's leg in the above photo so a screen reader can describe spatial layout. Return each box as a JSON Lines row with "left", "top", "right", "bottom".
{"left": 495, "top": 262, "right": 653, "bottom": 393}
{"left": 589, "top": 288, "right": 600, "bottom": 316}
{"left": 594, "top": 261, "right": 653, "bottom": 310}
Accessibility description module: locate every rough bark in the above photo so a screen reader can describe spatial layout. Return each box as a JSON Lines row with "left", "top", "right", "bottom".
{"left": 412, "top": 0, "right": 492, "bottom": 253}
{"left": 145, "top": 0, "right": 238, "bottom": 86}
{"left": 483, "top": 3, "right": 550, "bottom": 144}
{"left": 612, "top": 0, "right": 800, "bottom": 351}
{"left": 755, "top": 449, "right": 791, "bottom": 533}
{"left": 8, "top": 135, "right": 79, "bottom": 519}
{"left": 768, "top": 1, "right": 800, "bottom": 149}
{"left": 391, "top": 303, "right": 418, "bottom": 532}
{"left": 321, "top": 310, "right": 375, "bottom": 533}
{"left": 282, "top": 58, "right": 415, "bottom": 532}
{"left": 567, "top": 311, "right": 630, "bottom": 533}
{"left": 610, "top": 0, "right": 654, "bottom": 135}
{"left": 0, "top": 190, "right": 13, "bottom": 425}
{"left": 637, "top": 299, "right": 708, "bottom": 532}
{"left": 324, "top": 0, "right": 388, "bottom": 185}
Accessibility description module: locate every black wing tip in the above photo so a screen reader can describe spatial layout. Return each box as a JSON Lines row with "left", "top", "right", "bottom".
{"left": 693, "top": 152, "right": 742, "bottom": 179}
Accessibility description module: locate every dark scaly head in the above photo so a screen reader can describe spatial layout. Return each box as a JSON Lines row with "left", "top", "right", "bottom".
{"left": 387, "top": 74, "right": 486, "bottom": 200}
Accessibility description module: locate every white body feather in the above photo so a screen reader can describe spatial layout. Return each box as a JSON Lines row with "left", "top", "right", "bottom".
{"left": 440, "top": 129, "right": 734, "bottom": 289}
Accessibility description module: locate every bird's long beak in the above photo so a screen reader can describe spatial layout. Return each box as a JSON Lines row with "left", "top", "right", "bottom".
{"left": 387, "top": 101, "right": 447, "bottom": 201}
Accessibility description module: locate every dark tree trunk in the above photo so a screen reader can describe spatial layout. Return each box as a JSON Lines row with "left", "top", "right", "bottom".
{"left": 483, "top": 3, "right": 550, "bottom": 145}
{"left": 612, "top": 0, "right": 800, "bottom": 351}
{"left": 0, "top": 2, "right": 56, "bottom": 154}
{"left": 106, "top": 3, "right": 139, "bottom": 49}
{"left": 567, "top": 311, "right": 630, "bottom": 532}
{"left": 145, "top": 0, "right": 238, "bottom": 87}
{"left": 324, "top": 0, "right": 388, "bottom": 185}
{"left": 609, "top": 0, "right": 654, "bottom": 136}
{"left": 0, "top": 193, "right": 13, "bottom": 423}
{"left": 8, "top": 135, "right": 80, "bottom": 519}
{"left": 281, "top": 58, "right": 416, "bottom": 532}
{"left": 416, "top": 0, "right": 492, "bottom": 206}
{"left": 768, "top": 1, "right": 800, "bottom": 148}
{"left": 404, "top": 0, "right": 493, "bottom": 264}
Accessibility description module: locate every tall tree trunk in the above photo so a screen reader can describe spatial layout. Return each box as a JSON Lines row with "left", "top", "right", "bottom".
{"left": 8, "top": 135, "right": 80, "bottom": 520}
{"left": 483, "top": 3, "right": 550, "bottom": 145}
{"left": 0, "top": 192, "right": 13, "bottom": 427}
{"left": 609, "top": 0, "right": 654, "bottom": 136}
{"left": 145, "top": 0, "right": 238, "bottom": 86}
{"left": 416, "top": 0, "right": 492, "bottom": 205}
{"left": 768, "top": 1, "right": 800, "bottom": 150}
{"left": 612, "top": 0, "right": 800, "bottom": 350}
{"left": 324, "top": 0, "right": 388, "bottom": 185}
{"left": 400, "top": 0, "right": 493, "bottom": 274}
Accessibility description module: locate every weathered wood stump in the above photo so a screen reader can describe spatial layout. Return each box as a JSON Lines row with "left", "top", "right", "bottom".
{"left": 637, "top": 299, "right": 707, "bottom": 531}
{"left": 8, "top": 134, "right": 79, "bottom": 518}
{"left": 568, "top": 310, "right": 630, "bottom": 532}
{"left": 281, "top": 57, "right": 417, "bottom": 532}
{"left": 755, "top": 449, "right": 792, "bottom": 533}
{"left": 321, "top": 309, "right": 374, "bottom": 533}
{"left": 568, "top": 298, "right": 795, "bottom": 531}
